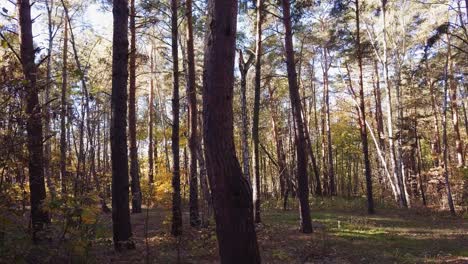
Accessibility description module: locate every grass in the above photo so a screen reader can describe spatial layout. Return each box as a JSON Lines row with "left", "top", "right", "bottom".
{"left": 86, "top": 198, "right": 468, "bottom": 263}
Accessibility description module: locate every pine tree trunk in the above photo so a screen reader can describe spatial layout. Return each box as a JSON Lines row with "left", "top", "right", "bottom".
{"left": 129, "top": 0, "right": 142, "bottom": 214}
{"left": 44, "top": 0, "right": 55, "bottom": 199}
{"left": 185, "top": 0, "right": 200, "bottom": 228}
{"left": 148, "top": 48, "right": 155, "bottom": 184}
{"left": 238, "top": 49, "right": 252, "bottom": 182}
{"left": 355, "top": 0, "right": 374, "bottom": 214}
{"left": 18, "top": 0, "right": 50, "bottom": 241}
{"left": 60, "top": 18, "right": 68, "bottom": 195}
{"left": 281, "top": 0, "right": 313, "bottom": 233}
{"left": 111, "top": 0, "right": 134, "bottom": 250}
{"left": 202, "top": 0, "right": 261, "bottom": 261}
{"left": 170, "top": 0, "right": 182, "bottom": 237}
{"left": 322, "top": 47, "right": 336, "bottom": 196}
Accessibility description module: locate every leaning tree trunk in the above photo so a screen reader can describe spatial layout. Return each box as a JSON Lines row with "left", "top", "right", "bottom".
{"left": 281, "top": 0, "right": 313, "bottom": 233}
{"left": 381, "top": 0, "right": 405, "bottom": 207}
{"left": 111, "top": 0, "right": 134, "bottom": 250}
{"left": 18, "top": 0, "right": 50, "bottom": 241}
{"left": 129, "top": 0, "right": 142, "bottom": 214}
{"left": 186, "top": 0, "right": 200, "bottom": 227}
{"left": 252, "top": 0, "right": 264, "bottom": 224}
{"left": 202, "top": 0, "right": 261, "bottom": 262}
{"left": 170, "top": 0, "right": 182, "bottom": 237}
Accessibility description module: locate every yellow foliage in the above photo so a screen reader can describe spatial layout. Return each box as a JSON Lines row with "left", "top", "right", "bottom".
{"left": 141, "top": 162, "right": 174, "bottom": 209}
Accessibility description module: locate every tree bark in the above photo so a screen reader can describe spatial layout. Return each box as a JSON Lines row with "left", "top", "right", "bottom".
{"left": 447, "top": 34, "right": 464, "bottom": 168}
{"left": 442, "top": 37, "right": 457, "bottom": 216}
{"left": 60, "top": 17, "right": 68, "bottom": 195}
{"left": 148, "top": 48, "right": 155, "bottom": 184}
{"left": 281, "top": 0, "right": 313, "bottom": 233}
{"left": 111, "top": 0, "right": 134, "bottom": 250}
{"left": 202, "top": 0, "right": 261, "bottom": 261}
{"left": 170, "top": 0, "right": 182, "bottom": 237}
{"left": 18, "top": 0, "right": 50, "bottom": 241}
{"left": 355, "top": 0, "right": 374, "bottom": 214}
{"left": 381, "top": 0, "right": 405, "bottom": 207}
{"left": 186, "top": 0, "right": 200, "bottom": 227}
{"left": 238, "top": 49, "right": 252, "bottom": 183}
{"left": 44, "top": 0, "right": 56, "bottom": 199}
{"left": 322, "top": 47, "right": 336, "bottom": 196}
{"left": 129, "top": 0, "right": 142, "bottom": 214}
{"left": 252, "top": 0, "right": 264, "bottom": 224}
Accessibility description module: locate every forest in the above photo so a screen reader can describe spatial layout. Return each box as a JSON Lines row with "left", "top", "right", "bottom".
{"left": 0, "top": 0, "right": 467, "bottom": 263}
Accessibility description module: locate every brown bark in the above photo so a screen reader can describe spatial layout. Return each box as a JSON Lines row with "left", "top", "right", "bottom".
{"left": 129, "top": 0, "right": 142, "bottom": 214}
{"left": 238, "top": 49, "right": 253, "bottom": 182}
{"left": 18, "top": 0, "right": 50, "bottom": 241}
{"left": 170, "top": 0, "right": 182, "bottom": 237}
{"left": 202, "top": 0, "right": 261, "bottom": 261}
{"left": 355, "top": 0, "right": 374, "bottom": 214}
{"left": 148, "top": 48, "right": 155, "bottom": 184}
{"left": 185, "top": 0, "right": 200, "bottom": 228}
{"left": 60, "top": 18, "right": 68, "bottom": 195}
{"left": 281, "top": 0, "right": 313, "bottom": 233}
{"left": 111, "top": 0, "right": 134, "bottom": 249}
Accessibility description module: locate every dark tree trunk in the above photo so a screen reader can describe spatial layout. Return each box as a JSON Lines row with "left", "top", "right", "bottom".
{"left": 60, "top": 18, "right": 68, "bottom": 195}
{"left": 111, "top": 0, "right": 134, "bottom": 250}
{"left": 202, "top": 0, "right": 261, "bottom": 262}
{"left": 281, "top": 0, "right": 313, "bottom": 233}
{"left": 129, "top": 0, "right": 142, "bottom": 214}
{"left": 171, "top": 0, "right": 182, "bottom": 237}
{"left": 252, "top": 0, "right": 264, "bottom": 224}
{"left": 238, "top": 49, "right": 253, "bottom": 182}
{"left": 322, "top": 47, "right": 336, "bottom": 196}
{"left": 44, "top": 0, "right": 55, "bottom": 199}
{"left": 18, "top": 0, "right": 50, "bottom": 241}
{"left": 148, "top": 49, "right": 155, "bottom": 184}
{"left": 186, "top": 0, "right": 200, "bottom": 228}
{"left": 355, "top": 0, "right": 374, "bottom": 214}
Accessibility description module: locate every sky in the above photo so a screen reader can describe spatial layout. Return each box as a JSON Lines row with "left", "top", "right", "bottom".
{"left": 0, "top": 0, "right": 112, "bottom": 49}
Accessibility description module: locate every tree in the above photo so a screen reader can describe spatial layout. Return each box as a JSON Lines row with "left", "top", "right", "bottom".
{"left": 129, "top": 0, "right": 142, "bottom": 214}
{"left": 238, "top": 49, "right": 253, "bottom": 183}
{"left": 60, "top": 16, "right": 68, "bottom": 195}
{"left": 252, "top": 0, "right": 264, "bottom": 224}
{"left": 186, "top": 0, "right": 200, "bottom": 227}
{"left": 18, "top": 0, "right": 50, "bottom": 241}
{"left": 202, "top": 0, "right": 261, "bottom": 261}
{"left": 148, "top": 48, "right": 155, "bottom": 184}
{"left": 111, "top": 0, "right": 134, "bottom": 250}
{"left": 354, "top": 0, "right": 374, "bottom": 214}
{"left": 170, "top": 0, "right": 182, "bottom": 237}
{"left": 281, "top": 0, "right": 313, "bottom": 233}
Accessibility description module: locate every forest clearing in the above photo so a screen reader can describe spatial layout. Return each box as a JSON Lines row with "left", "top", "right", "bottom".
{"left": 1, "top": 0, "right": 467, "bottom": 263}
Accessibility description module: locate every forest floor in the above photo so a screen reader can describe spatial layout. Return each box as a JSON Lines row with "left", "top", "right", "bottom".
{"left": 89, "top": 199, "right": 468, "bottom": 264}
